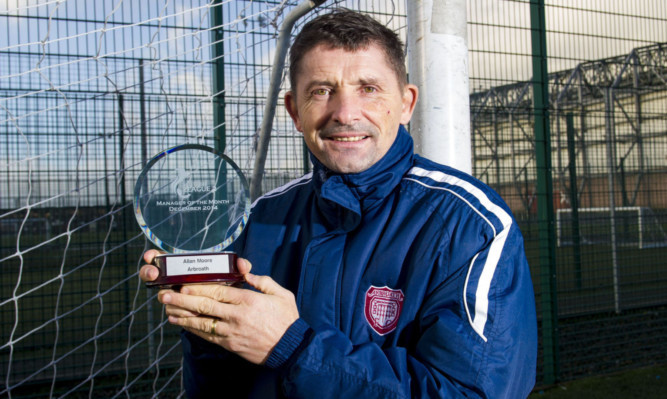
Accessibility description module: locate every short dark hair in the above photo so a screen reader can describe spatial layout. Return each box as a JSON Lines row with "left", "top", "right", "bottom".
{"left": 288, "top": 9, "right": 407, "bottom": 91}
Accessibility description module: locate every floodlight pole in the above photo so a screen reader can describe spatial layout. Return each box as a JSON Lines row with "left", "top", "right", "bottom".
{"left": 407, "top": 0, "right": 471, "bottom": 173}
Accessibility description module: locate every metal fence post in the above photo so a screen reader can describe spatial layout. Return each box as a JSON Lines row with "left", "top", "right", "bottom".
{"left": 530, "top": 0, "right": 559, "bottom": 385}
{"left": 566, "top": 114, "right": 582, "bottom": 289}
{"left": 604, "top": 88, "right": 621, "bottom": 314}
{"left": 211, "top": 0, "right": 226, "bottom": 154}
{"left": 138, "top": 59, "right": 155, "bottom": 366}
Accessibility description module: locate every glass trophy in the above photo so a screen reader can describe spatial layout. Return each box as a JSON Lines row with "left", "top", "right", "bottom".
{"left": 133, "top": 144, "right": 250, "bottom": 288}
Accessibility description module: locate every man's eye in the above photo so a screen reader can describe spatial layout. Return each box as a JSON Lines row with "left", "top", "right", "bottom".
{"left": 363, "top": 86, "right": 376, "bottom": 93}
{"left": 313, "top": 89, "right": 329, "bottom": 96}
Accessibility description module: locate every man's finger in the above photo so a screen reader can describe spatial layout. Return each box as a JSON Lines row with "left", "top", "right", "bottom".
{"left": 161, "top": 288, "right": 238, "bottom": 318}
{"left": 143, "top": 249, "right": 161, "bottom": 264}
{"left": 237, "top": 258, "right": 252, "bottom": 275}
{"left": 140, "top": 249, "right": 164, "bottom": 282}
{"left": 164, "top": 304, "right": 200, "bottom": 318}
{"left": 140, "top": 264, "right": 159, "bottom": 282}
{"left": 245, "top": 273, "right": 292, "bottom": 298}
{"left": 181, "top": 284, "right": 245, "bottom": 305}
{"left": 171, "top": 316, "right": 225, "bottom": 338}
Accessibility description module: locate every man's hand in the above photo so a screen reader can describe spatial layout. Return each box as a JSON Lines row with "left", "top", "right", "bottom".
{"left": 158, "top": 258, "right": 300, "bottom": 365}
{"left": 139, "top": 248, "right": 222, "bottom": 322}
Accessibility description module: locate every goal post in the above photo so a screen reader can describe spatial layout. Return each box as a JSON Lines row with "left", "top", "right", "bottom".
{"left": 557, "top": 206, "right": 667, "bottom": 249}
{"left": 407, "top": 0, "right": 471, "bottom": 174}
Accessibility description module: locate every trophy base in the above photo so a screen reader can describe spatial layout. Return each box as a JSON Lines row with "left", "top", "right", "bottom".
{"left": 146, "top": 252, "right": 243, "bottom": 289}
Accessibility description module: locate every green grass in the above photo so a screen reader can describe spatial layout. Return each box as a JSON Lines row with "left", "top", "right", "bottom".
{"left": 530, "top": 364, "right": 667, "bottom": 398}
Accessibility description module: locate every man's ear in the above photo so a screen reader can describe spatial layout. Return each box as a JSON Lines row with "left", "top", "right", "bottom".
{"left": 399, "top": 84, "right": 419, "bottom": 125}
{"left": 284, "top": 91, "right": 302, "bottom": 132}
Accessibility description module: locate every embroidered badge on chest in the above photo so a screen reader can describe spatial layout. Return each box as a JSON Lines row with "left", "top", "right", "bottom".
{"left": 364, "top": 285, "right": 405, "bottom": 335}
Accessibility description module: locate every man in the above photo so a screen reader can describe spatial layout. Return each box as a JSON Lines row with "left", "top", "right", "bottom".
{"left": 141, "top": 9, "right": 537, "bottom": 398}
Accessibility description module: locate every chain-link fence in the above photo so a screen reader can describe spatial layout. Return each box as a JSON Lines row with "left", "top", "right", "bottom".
{"left": 1, "top": 0, "right": 666, "bottom": 397}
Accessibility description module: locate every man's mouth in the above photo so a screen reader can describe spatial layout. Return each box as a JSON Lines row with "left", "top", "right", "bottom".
{"left": 330, "top": 136, "right": 367, "bottom": 142}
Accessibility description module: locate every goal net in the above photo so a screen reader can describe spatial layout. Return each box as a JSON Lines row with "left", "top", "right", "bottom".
{"left": 0, "top": 1, "right": 407, "bottom": 397}
{"left": 557, "top": 206, "right": 667, "bottom": 249}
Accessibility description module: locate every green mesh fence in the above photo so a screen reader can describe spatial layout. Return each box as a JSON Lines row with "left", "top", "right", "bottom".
{"left": 469, "top": 0, "right": 667, "bottom": 385}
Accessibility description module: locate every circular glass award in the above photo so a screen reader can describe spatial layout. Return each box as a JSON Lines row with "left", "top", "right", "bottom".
{"left": 133, "top": 144, "right": 250, "bottom": 288}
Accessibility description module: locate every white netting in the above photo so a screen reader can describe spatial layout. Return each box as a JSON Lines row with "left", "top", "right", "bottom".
{"left": 0, "top": 1, "right": 405, "bottom": 397}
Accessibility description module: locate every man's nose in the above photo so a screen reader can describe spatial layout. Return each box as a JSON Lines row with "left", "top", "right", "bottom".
{"left": 330, "top": 90, "right": 362, "bottom": 125}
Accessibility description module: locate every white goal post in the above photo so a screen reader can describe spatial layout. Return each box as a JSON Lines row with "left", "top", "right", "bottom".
{"left": 557, "top": 206, "right": 667, "bottom": 249}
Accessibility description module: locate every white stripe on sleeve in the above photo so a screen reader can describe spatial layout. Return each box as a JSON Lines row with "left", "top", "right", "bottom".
{"left": 407, "top": 167, "right": 513, "bottom": 341}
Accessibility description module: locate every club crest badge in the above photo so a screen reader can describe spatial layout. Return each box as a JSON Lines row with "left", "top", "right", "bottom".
{"left": 364, "top": 285, "right": 405, "bottom": 336}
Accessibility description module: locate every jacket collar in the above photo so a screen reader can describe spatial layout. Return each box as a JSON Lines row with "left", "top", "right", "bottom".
{"left": 310, "top": 126, "right": 414, "bottom": 229}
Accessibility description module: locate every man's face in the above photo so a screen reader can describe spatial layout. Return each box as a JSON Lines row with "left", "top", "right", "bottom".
{"left": 285, "top": 44, "right": 418, "bottom": 174}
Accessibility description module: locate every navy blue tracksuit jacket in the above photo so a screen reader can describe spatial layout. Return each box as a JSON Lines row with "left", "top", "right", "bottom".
{"left": 182, "top": 127, "right": 537, "bottom": 398}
